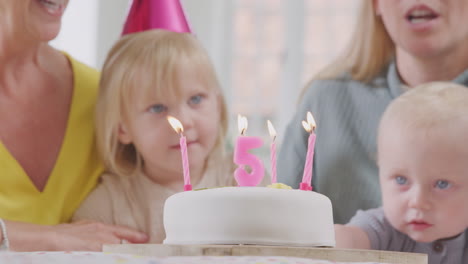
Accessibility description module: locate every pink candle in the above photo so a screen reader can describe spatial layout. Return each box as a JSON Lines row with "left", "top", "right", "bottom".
{"left": 267, "top": 120, "right": 277, "bottom": 184}
{"left": 167, "top": 116, "right": 192, "bottom": 191}
{"left": 300, "top": 112, "right": 317, "bottom": 191}
{"left": 234, "top": 115, "right": 265, "bottom": 186}
{"left": 179, "top": 135, "right": 192, "bottom": 191}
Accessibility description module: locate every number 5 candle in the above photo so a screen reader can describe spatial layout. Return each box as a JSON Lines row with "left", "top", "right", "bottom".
{"left": 300, "top": 112, "right": 316, "bottom": 191}
{"left": 234, "top": 115, "right": 265, "bottom": 186}
{"left": 167, "top": 116, "right": 192, "bottom": 191}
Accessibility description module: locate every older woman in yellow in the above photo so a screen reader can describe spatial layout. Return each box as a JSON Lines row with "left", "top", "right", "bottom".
{"left": 0, "top": 0, "right": 147, "bottom": 251}
{"left": 278, "top": 0, "right": 468, "bottom": 224}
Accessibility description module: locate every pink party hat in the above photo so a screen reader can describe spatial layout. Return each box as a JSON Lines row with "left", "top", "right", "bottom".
{"left": 122, "top": 0, "right": 191, "bottom": 35}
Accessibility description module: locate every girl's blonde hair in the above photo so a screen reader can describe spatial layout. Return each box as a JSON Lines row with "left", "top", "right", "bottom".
{"left": 304, "top": 0, "right": 394, "bottom": 90}
{"left": 97, "top": 29, "right": 228, "bottom": 177}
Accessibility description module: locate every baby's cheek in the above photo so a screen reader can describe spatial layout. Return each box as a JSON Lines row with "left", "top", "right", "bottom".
{"left": 383, "top": 200, "right": 405, "bottom": 225}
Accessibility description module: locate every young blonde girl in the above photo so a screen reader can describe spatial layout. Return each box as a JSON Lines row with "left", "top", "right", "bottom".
{"left": 73, "top": 29, "right": 237, "bottom": 243}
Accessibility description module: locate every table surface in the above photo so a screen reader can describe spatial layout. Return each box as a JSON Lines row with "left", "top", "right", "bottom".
{"left": 0, "top": 252, "right": 388, "bottom": 264}
{"left": 103, "top": 244, "right": 427, "bottom": 264}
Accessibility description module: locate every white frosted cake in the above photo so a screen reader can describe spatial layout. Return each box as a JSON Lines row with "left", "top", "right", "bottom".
{"left": 163, "top": 186, "right": 335, "bottom": 247}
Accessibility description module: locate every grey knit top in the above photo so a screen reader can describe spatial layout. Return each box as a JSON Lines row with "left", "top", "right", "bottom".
{"left": 277, "top": 62, "right": 468, "bottom": 224}
{"left": 349, "top": 208, "right": 467, "bottom": 264}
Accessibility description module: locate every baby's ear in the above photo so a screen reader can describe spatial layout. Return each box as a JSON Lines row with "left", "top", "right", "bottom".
{"left": 118, "top": 123, "right": 133, "bottom": 144}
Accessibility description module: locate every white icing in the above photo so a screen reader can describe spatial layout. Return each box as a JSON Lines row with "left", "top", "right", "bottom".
{"left": 163, "top": 187, "right": 335, "bottom": 247}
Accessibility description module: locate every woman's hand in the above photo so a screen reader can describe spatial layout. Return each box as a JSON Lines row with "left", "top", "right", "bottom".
{"left": 7, "top": 220, "right": 149, "bottom": 252}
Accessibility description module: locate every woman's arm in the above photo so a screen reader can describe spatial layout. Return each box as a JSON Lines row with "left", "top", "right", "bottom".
{"left": 334, "top": 224, "right": 371, "bottom": 249}
{"left": 1, "top": 219, "right": 148, "bottom": 251}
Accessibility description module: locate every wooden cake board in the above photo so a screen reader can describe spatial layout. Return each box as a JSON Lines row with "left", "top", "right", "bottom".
{"left": 103, "top": 244, "right": 427, "bottom": 264}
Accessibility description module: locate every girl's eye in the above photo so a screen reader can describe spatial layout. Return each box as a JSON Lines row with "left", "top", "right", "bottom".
{"left": 435, "top": 180, "right": 451, "bottom": 190}
{"left": 189, "top": 94, "right": 204, "bottom": 105}
{"left": 149, "top": 104, "right": 167, "bottom": 113}
{"left": 395, "top": 176, "right": 408, "bottom": 185}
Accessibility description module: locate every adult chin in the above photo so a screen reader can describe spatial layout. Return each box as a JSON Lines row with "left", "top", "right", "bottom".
{"left": 39, "top": 23, "right": 62, "bottom": 41}
{"left": 32, "top": 0, "right": 67, "bottom": 41}
{"left": 398, "top": 28, "right": 467, "bottom": 60}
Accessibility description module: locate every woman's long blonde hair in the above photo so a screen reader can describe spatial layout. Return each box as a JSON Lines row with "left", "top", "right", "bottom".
{"left": 307, "top": 0, "right": 394, "bottom": 86}
{"left": 97, "top": 30, "right": 228, "bottom": 177}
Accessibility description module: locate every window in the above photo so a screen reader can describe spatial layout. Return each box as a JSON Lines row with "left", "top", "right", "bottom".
{"left": 228, "top": 0, "right": 361, "bottom": 165}
{"left": 52, "top": 0, "right": 362, "bottom": 173}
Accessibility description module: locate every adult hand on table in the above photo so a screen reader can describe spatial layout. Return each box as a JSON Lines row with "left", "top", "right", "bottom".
{"left": 5, "top": 220, "right": 148, "bottom": 252}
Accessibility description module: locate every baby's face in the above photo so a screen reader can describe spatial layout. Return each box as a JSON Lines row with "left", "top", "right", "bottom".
{"left": 378, "top": 120, "right": 468, "bottom": 242}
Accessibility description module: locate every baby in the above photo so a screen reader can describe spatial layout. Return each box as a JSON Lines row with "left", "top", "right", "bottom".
{"left": 335, "top": 82, "right": 468, "bottom": 264}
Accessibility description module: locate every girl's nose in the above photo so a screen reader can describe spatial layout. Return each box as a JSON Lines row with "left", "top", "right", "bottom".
{"left": 408, "top": 187, "right": 431, "bottom": 211}
{"left": 174, "top": 108, "right": 195, "bottom": 131}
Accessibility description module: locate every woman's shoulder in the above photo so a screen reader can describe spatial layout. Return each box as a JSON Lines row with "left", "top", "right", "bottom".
{"left": 301, "top": 69, "right": 390, "bottom": 106}
{"left": 62, "top": 52, "right": 100, "bottom": 91}
{"left": 307, "top": 73, "right": 385, "bottom": 94}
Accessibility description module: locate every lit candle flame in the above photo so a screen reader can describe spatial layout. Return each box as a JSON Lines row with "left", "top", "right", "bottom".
{"left": 167, "top": 116, "right": 184, "bottom": 134}
{"left": 302, "top": 112, "right": 316, "bottom": 133}
{"left": 238, "top": 114, "right": 248, "bottom": 135}
{"left": 267, "top": 120, "right": 276, "bottom": 141}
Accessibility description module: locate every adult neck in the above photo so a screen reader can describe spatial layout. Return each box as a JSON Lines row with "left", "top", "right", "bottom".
{"left": 0, "top": 31, "right": 40, "bottom": 63}
{"left": 396, "top": 46, "right": 468, "bottom": 87}
{"left": 0, "top": 42, "right": 57, "bottom": 95}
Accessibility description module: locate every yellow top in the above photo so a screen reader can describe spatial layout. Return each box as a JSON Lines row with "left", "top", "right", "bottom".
{"left": 0, "top": 54, "right": 104, "bottom": 225}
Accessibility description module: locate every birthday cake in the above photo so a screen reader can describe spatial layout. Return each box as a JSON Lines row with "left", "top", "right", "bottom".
{"left": 163, "top": 184, "right": 335, "bottom": 247}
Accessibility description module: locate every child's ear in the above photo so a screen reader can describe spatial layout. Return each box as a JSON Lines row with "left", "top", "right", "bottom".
{"left": 118, "top": 123, "right": 133, "bottom": 144}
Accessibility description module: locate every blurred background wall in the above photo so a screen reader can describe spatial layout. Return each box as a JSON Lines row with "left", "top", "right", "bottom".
{"left": 51, "top": 0, "right": 361, "bottom": 168}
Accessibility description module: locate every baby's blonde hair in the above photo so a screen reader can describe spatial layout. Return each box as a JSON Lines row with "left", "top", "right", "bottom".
{"left": 97, "top": 29, "right": 228, "bottom": 177}
{"left": 379, "top": 82, "right": 468, "bottom": 138}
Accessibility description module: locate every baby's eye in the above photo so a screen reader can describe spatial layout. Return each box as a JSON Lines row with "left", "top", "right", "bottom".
{"left": 149, "top": 104, "right": 167, "bottom": 114}
{"left": 395, "top": 176, "right": 408, "bottom": 185}
{"left": 189, "top": 94, "right": 204, "bottom": 105}
{"left": 435, "top": 180, "right": 451, "bottom": 190}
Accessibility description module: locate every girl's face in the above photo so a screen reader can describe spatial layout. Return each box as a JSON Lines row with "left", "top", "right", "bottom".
{"left": 374, "top": 0, "right": 468, "bottom": 58}
{"left": 378, "top": 120, "right": 468, "bottom": 242}
{"left": 118, "top": 69, "right": 222, "bottom": 186}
